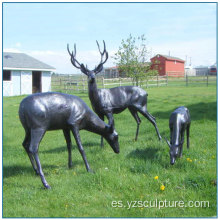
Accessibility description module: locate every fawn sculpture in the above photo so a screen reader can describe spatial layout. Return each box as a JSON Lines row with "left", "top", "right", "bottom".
{"left": 165, "top": 106, "right": 191, "bottom": 165}
{"left": 19, "top": 92, "right": 119, "bottom": 189}
{"left": 67, "top": 41, "right": 162, "bottom": 147}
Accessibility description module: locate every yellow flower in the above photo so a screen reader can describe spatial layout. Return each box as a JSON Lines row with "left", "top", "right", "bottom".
{"left": 160, "top": 185, "right": 165, "bottom": 191}
{"left": 189, "top": 159, "right": 193, "bottom": 162}
{"left": 154, "top": 176, "right": 159, "bottom": 180}
{"left": 187, "top": 158, "right": 190, "bottom": 161}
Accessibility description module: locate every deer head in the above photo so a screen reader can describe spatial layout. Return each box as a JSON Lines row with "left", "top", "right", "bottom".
{"left": 67, "top": 41, "right": 108, "bottom": 83}
{"left": 165, "top": 138, "right": 182, "bottom": 165}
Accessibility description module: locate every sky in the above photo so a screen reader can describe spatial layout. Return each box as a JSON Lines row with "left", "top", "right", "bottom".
{"left": 3, "top": 2, "right": 217, "bottom": 74}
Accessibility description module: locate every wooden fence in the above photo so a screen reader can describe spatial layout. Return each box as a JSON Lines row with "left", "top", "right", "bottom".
{"left": 51, "top": 74, "right": 168, "bottom": 92}
{"left": 51, "top": 74, "right": 216, "bottom": 93}
{"left": 102, "top": 75, "right": 168, "bottom": 88}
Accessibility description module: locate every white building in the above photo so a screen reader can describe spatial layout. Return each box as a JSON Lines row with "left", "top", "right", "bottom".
{"left": 185, "top": 66, "right": 196, "bottom": 76}
{"left": 3, "top": 52, "right": 55, "bottom": 96}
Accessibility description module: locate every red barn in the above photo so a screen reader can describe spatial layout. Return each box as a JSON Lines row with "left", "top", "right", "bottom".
{"left": 151, "top": 54, "right": 185, "bottom": 77}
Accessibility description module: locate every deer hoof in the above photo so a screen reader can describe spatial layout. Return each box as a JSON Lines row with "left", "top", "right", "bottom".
{"left": 44, "top": 184, "right": 51, "bottom": 189}
{"left": 88, "top": 169, "right": 95, "bottom": 174}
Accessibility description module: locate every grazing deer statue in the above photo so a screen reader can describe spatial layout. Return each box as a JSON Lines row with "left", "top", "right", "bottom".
{"left": 165, "top": 106, "right": 191, "bottom": 165}
{"left": 19, "top": 92, "right": 119, "bottom": 189}
{"left": 67, "top": 41, "right": 162, "bottom": 147}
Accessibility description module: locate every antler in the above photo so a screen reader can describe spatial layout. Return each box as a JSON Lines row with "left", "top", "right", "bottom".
{"left": 67, "top": 44, "right": 88, "bottom": 75}
{"left": 93, "top": 40, "right": 109, "bottom": 74}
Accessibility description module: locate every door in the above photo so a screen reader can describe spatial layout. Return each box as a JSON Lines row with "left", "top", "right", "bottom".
{"left": 32, "top": 71, "right": 42, "bottom": 93}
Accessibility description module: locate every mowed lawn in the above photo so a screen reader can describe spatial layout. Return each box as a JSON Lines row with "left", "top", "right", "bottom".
{"left": 3, "top": 85, "right": 217, "bottom": 217}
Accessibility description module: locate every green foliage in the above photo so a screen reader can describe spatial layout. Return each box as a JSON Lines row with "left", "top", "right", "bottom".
{"left": 3, "top": 85, "right": 217, "bottom": 217}
{"left": 114, "top": 34, "right": 157, "bottom": 86}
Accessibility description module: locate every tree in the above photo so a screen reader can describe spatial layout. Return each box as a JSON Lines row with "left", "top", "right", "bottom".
{"left": 114, "top": 34, "right": 157, "bottom": 86}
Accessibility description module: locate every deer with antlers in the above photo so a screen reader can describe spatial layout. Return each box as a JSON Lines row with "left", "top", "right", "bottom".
{"left": 67, "top": 41, "right": 162, "bottom": 147}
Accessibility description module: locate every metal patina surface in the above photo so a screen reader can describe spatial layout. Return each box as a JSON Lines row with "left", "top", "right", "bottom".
{"left": 67, "top": 41, "right": 162, "bottom": 147}
{"left": 165, "top": 106, "right": 191, "bottom": 165}
{"left": 19, "top": 92, "right": 119, "bottom": 189}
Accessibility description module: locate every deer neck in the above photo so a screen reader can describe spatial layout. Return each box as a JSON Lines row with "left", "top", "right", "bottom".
{"left": 88, "top": 79, "right": 100, "bottom": 103}
{"left": 172, "top": 120, "right": 181, "bottom": 145}
{"left": 84, "top": 111, "right": 107, "bottom": 136}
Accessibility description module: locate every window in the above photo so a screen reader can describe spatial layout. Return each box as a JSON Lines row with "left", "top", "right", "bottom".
{"left": 3, "top": 70, "right": 11, "bottom": 81}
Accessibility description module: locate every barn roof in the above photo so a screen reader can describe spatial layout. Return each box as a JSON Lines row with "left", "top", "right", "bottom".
{"left": 152, "top": 54, "right": 185, "bottom": 62}
{"left": 3, "top": 52, "right": 56, "bottom": 71}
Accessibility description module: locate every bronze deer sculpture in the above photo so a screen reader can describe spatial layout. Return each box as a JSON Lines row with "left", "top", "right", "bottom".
{"left": 19, "top": 92, "right": 119, "bottom": 189}
{"left": 165, "top": 106, "right": 191, "bottom": 165}
{"left": 67, "top": 41, "right": 162, "bottom": 147}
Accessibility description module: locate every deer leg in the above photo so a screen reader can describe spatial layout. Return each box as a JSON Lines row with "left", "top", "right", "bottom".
{"left": 106, "top": 112, "right": 114, "bottom": 127}
{"left": 99, "top": 115, "right": 104, "bottom": 148}
{"left": 71, "top": 126, "right": 93, "bottom": 173}
{"left": 179, "top": 129, "right": 185, "bottom": 158}
{"left": 129, "top": 108, "right": 141, "bottom": 141}
{"left": 103, "top": 112, "right": 115, "bottom": 147}
{"left": 63, "top": 129, "right": 72, "bottom": 168}
{"left": 22, "top": 130, "right": 39, "bottom": 175}
{"left": 186, "top": 123, "right": 190, "bottom": 149}
{"left": 136, "top": 106, "right": 162, "bottom": 141}
{"left": 169, "top": 126, "right": 173, "bottom": 145}
{"left": 29, "top": 128, "right": 51, "bottom": 189}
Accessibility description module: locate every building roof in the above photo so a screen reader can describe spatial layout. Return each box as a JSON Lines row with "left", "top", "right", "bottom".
{"left": 3, "top": 52, "right": 55, "bottom": 71}
{"left": 152, "top": 54, "right": 185, "bottom": 62}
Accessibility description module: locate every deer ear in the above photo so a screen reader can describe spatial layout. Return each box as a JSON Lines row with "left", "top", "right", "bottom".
{"left": 165, "top": 138, "right": 171, "bottom": 148}
{"left": 94, "top": 64, "right": 103, "bottom": 74}
{"left": 80, "top": 64, "right": 88, "bottom": 75}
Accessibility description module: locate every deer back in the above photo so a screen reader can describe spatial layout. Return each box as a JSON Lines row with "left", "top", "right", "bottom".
{"left": 19, "top": 92, "right": 90, "bottom": 130}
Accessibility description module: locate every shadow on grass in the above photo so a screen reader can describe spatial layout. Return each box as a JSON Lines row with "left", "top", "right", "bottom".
{"left": 42, "top": 141, "right": 99, "bottom": 154}
{"left": 83, "top": 141, "right": 100, "bottom": 148}
{"left": 3, "top": 164, "right": 58, "bottom": 179}
{"left": 42, "top": 146, "right": 67, "bottom": 154}
{"left": 153, "top": 102, "right": 217, "bottom": 121}
{"left": 3, "top": 161, "right": 85, "bottom": 179}
{"left": 127, "top": 148, "right": 159, "bottom": 161}
{"left": 126, "top": 146, "right": 175, "bottom": 174}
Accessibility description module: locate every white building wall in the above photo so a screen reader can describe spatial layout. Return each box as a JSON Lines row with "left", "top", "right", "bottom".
{"left": 3, "top": 70, "right": 53, "bottom": 96}
{"left": 3, "top": 81, "right": 13, "bottom": 96}
{"left": 21, "top": 71, "right": 32, "bottom": 95}
{"left": 11, "top": 70, "right": 21, "bottom": 96}
{"left": 185, "top": 68, "right": 196, "bottom": 76}
{"left": 42, "top": 71, "right": 51, "bottom": 92}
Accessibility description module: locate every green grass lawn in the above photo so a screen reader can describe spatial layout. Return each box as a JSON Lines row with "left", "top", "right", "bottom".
{"left": 3, "top": 85, "right": 217, "bottom": 217}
